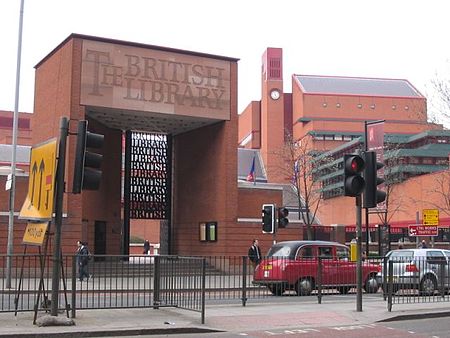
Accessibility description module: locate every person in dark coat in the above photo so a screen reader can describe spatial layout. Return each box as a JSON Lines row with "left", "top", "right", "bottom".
{"left": 76, "top": 241, "right": 91, "bottom": 281}
{"left": 248, "top": 239, "right": 262, "bottom": 267}
{"left": 143, "top": 240, "right": 150, "bottom": 255}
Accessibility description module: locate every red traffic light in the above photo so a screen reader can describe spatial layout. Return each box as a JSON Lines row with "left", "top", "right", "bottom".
{"left": 346, "top": 155, "right": 365, "bottom": 174}
{"left": 343, "top": 154, "right": 365, "bottom": 197}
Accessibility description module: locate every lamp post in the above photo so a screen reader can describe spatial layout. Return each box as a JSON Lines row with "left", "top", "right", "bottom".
{"left": 6, "top": 0, "right": 25, "bottom": 289}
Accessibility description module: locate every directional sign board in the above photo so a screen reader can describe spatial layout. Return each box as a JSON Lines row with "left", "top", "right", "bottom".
{"left": 22, "top": 222, "right": 49, "bottom": 246}
{"left": 423, "top": 209, "right": 439, "bottom": 226}
{"left": 409, "top": 225, "right": 438, "bottom": 237}
{"left": 19, "top": 138, "right": 58, "bottom": 221}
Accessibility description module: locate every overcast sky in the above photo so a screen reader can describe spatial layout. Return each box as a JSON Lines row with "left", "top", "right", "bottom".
{"left": 1, "top": 0, "right": 449, "bottom": 125}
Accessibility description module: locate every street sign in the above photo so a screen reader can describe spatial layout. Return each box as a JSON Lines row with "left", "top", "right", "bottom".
{"left": 22, "top": 222, "right": 48, "bottom": 246}
{"left": 19, "top": 138, "right": 58, "bottom": 221}
{"left": 408, "top": 224, "right": 438, "bottom": 237}
{"left": 423, "top": 209, "right": 439, "bottom": 226}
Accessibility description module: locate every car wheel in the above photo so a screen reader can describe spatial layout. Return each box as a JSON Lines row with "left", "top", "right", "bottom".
{"left": 337, "top": 286, "right": 351, "bottom": 294}
{"left": 420, "top": 275, "right": 437, "bottom": 296}
{"left": 268, "top": 284, "right": 285, "bottom": 296}
{"left": 364, "top": 274, "right": 379, "bottom": 294}
{"left": 295, "top": 278, "right": 314, "bottom": 296}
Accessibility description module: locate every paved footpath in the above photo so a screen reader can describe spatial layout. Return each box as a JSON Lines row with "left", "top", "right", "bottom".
{"left": 1, "top": 296, "right": 450, "bottom": 337}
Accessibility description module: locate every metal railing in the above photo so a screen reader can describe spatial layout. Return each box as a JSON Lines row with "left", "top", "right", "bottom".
{"left": 5, "top": 253, "right": 430, "bottom": 317}
{"left": 0, "top": 254, "right": 207, "bottom": 323}
{"left": 381, "top": 255, "right": 450, "bottom": 311}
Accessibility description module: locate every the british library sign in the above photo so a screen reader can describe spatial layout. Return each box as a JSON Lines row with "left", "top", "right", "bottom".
{"left": 80, "top": 39, "right": 231, "bottom": 120}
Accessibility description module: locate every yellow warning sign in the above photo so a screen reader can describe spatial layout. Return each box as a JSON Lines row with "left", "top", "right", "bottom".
{"left": 19, "top": 138, "right": 58, "bottom": 221}
{"left": 423, "top": 209, "right": 439, "bottom": 226}
{"left": 22, "top": 222, "right": 49, "bottom": 246}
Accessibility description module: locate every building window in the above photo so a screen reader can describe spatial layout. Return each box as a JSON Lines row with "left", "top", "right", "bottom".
{"left": 199, "top": 222, "right": 217, "bottom": 242}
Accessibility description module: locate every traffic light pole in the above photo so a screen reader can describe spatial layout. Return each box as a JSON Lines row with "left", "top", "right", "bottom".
{"left": 50, "top": 117, "right": 68, "bottom": 316}
{"left": 365, "top": 207, "right": 370, "bottom": 259}
{"left": 356, "top": 195, "right": 363, "bottom": 312}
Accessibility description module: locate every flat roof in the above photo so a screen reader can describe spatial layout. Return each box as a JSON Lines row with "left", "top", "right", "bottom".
{"left": 295, "top": 75, "right": 423, "bottom": 98}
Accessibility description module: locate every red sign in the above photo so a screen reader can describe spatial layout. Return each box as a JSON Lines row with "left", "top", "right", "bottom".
{"left": 408, "top": 225, "right": 438, "bottom": 237}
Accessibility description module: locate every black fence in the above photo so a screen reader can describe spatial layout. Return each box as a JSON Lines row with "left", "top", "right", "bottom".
{"left": 0, "top": 254, "right": 207, "bottom": 323}
{"left": 380, "top": 253, "right": 450, "bottom": 311}
{"left": 5, "top": 253, "right": 449, "bottom": 317}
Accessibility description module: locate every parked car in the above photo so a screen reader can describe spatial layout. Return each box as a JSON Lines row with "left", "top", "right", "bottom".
{"left": 252, "top": 240, "right": 380, "bottom": 296}
{"left": 376, "top": 248, "right": 450, "bottom": 295}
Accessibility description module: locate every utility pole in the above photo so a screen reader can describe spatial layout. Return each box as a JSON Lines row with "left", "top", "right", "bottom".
{"left": 6, "top": 0, "right": 25, "bottom": 289}
{"left": 356, "top": 194, "right": 363, "bottom": 312}
{"left": 50, "top": 118, "right": 68, "bottom": 316}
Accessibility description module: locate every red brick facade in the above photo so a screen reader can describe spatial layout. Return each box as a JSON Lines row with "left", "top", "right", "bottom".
{"left": 0, "top": 35, "right": 279, "bottom": 258}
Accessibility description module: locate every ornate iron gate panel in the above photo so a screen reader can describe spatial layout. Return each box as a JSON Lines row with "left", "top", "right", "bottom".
{"left": 123, "top": 131, "right": 172, "bottom": 254}
{"left": 125, "top": 131, "right": 171, "bottom": 219}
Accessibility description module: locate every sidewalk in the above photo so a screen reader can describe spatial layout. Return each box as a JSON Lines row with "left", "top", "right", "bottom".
{"left": 1, "top": 296, "right": 450, "bottom": 337}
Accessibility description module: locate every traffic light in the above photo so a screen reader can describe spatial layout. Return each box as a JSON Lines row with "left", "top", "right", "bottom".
{"left": 363, "top": 151, "right": 386, "bottom": 208}
{"left": 262, "top": 204, "right": 275, "bottom": 234}
{"left": 278, "top": 207, "right": 289, "bottom": 228}
{"left": 343, "top": 154, "right": 365, "bottom": 197}
{"left": 72, "top": 120, "right": 104, "bottom": 193}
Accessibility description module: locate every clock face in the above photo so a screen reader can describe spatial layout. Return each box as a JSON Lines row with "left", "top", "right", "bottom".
{"left": 270, "top": 89, "right": 281, "bottom": 100}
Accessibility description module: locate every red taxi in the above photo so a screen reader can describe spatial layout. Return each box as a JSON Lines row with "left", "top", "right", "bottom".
{"left": 253, "top": 240, "right": 379, "bottom": 295}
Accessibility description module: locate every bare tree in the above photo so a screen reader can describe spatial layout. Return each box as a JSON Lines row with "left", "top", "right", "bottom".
{"left": 428, "top": 68, "right": 450, "bottom": 127}
{"left": 375, "top": 145, "right": 409, "bottom": 226}
{"left": 273, "top": 132, "right": 334, "bottom": 240}
{"left": 425, "top": 170, "right": 450, "bottom": 217}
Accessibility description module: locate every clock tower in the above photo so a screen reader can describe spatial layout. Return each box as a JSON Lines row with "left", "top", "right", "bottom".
{"left": 261, "top": 48, "right": 287, "bottom": 182}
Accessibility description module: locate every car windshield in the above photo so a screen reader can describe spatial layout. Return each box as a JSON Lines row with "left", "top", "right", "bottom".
{"left": 267, "top": 244, "right": 296, "bottom": 259}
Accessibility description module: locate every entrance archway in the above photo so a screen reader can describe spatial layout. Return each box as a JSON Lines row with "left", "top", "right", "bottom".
{"left": 32, "top": 34, "right": 238, "bottom": 256}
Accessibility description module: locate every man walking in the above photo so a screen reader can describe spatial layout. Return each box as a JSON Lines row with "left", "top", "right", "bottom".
{"left": 248, "top": 239, "right": 262, "bottom": 267}
{"left": 76, "top": 241, "right": 92, "bottom": 281}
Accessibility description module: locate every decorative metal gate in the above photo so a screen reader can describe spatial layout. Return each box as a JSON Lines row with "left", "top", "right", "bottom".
{"left": 123, "top": 131, "right": 172, "bottom": 254}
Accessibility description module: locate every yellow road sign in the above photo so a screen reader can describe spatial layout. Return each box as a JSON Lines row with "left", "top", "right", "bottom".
{"left": 19, "top": 138, "right": 58, "bottom": 221}
{"left": 423, "top": 208, "right": 439, "bottom": 226}
{"left": 22, "top": 222, "right": 49, "bottom": 246}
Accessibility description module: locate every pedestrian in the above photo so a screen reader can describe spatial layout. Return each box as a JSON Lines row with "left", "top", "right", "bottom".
{"left": 248, "top": 239, "right": 262, "bottom": 267}
{"left": 143, "top": 240, "right": 150, "bottom": 255}
{"left": 76, "top": 241, "right": 92, "bottom": 282}
{"left": 419, "top": 240, "right": 428, "bottom": 249}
